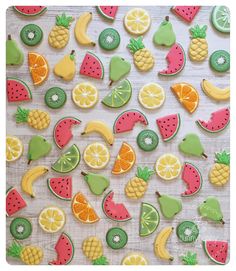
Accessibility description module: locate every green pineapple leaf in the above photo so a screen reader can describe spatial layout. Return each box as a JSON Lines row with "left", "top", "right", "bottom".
{"left": 92, "top": 255, "right": 109, "bottom": 265}
{"left": 180, "top": 251, "right": 198, "bottom": 265}
{"left": 136, "top": 166, "right": 154, "bottom": 182}
{"left": 56, "top": 13, "right": 74, "bottom": 29}
{"left": 190, "top": 25, "right": 207, "bottom": 39}
{"left": 6, "top": 241, "right": 23, "bottom": 258}
{"left": 215, "top": 151, "right": 230, "bottom": 166}
{"left": 127, "top": 37, "right": 145, "bottom": 54}
{"left": 15, "top": 106, "right": 29, "bottom": 123}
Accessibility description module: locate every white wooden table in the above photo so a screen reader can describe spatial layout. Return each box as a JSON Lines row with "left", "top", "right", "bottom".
{"left": 6, "top": 6, "right": 230, "bottom": 265}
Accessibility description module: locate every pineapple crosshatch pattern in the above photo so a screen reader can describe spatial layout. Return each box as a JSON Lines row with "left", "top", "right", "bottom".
{"left": 6, "top": 6, "right": 229, "bottom": 265}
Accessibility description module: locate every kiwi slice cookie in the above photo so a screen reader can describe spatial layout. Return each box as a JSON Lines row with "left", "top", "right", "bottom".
{"left": 106, "top": 227, "right": 128, "bottom": 249}
{"left": 137, "top": 130, "right": 159, "bottom": 152}
{"left": 20, "top": 24, "right": 43, "bottom": 46}
{"left": 99, "top": 28, "right": 120, "bottom": 51}
{"left": 10, "top": 217, "right": 32, "bottom": 240}
{"left": 45, "top": 87, "right": 67, "bottom": 109}
{"left": 176, "top": 221, "right": 199, "bottom": 243}
{"left": 210, "top": 50, "right": 230, "bottom": 72}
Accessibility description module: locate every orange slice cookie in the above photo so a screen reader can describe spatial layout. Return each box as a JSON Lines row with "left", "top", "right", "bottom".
{"left": 112, "top": 142, "right": 136, "bottom": 175}
{"left": 71, "top": 192, "right": 99, "bottom": 224}
{"left": 171, "top": 83, "right": 199, "bottom": 114}
{"left": 28, "top": 52, "right": 49, "bottom": 86}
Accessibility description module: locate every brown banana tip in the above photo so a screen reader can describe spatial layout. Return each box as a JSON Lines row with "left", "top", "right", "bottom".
{"left": 81, "top": 171, "right": 87, "bottom": 176}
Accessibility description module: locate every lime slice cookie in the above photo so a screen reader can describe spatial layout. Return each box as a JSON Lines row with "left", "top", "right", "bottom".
{"left": 102, "top": 79, "right": 132, "bottom": 108}
{"left": 139, "top": 202, "right": 160, "bottom": 237}
{"left": 72, "top": 82, "right": 98, "bottom": 109}
{"left": 124, "top": 8, "right": 151, "bottom": 35}
{"left": 138, "top": 83, "right": 165, "bottom": 109}
{"left": 211, "top": 6, "right": 230, "bottom": 33}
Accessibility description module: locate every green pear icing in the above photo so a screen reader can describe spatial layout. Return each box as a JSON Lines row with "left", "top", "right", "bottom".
{"left": 156, "top": 191, "right": 182, "bottom": 219}
{"left": 27, "top": 135, "right": 52, "bottom": 164}
{"left": 179, "top": 133, "right": 207, "bottom": 158}
{"left": 6, "top": 35, "right": 24, "bottom": 65}
{"left": 153, "top": 16, "right": 176, "bottom": 47}
{"left": 198, "top": 196, "right": 224, "bottom": 224}
{"left": 109, "top": 56, "right": 131, "bottom": 85}
{"left": 82, "top": 172, "right": 110, "bottom": 196}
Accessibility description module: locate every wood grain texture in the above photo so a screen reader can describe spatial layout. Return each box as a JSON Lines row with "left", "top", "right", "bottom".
{"left": 6, "top": 6, "right": 230, "bottom": 265}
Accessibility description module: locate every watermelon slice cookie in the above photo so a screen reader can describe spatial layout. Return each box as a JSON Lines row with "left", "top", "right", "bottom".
{"left": 113, "top": 109, "right": 148, "bottom": 134}
{"left": 14, "top": 6, "right": 47, "bottom": 17}
{"left": 6, "top": 187, "right": 27, "bottom": 216}
{"left": 181, "top": 162, "right": 202, "bottom": 197}
{"left": 156, "top": 114, "right": 181, "bottom": 142}
{"left": 203, "top": 240, "right": 228, "bottom": 265}
{"left": 96, "top": 6, "right": 118, "bottom": 21}
{"left": 47, "top": 176, "right": 72, "bottom": 201}
{"left": 80, "top": 52, "right": 104, "bottom": 80}
{"left": 7, "top": 77, "right": 32, "bottom": 103}
{"left": 49, "top": 232, "right": 74, "bottom": 265}
{"left": 159, "top": 43, "right": 186, "bottom": 76}
{"left": 196, "top": 108, "right": 230, "bottom": 133}
{"left": 53, "top": 117, "right": 81, "bottom": 149}
{"left": 102, "top": 191, "right": 131, "bottom": 222}
{"left": 171, "top": 6, "right": 200, "bottom": 23}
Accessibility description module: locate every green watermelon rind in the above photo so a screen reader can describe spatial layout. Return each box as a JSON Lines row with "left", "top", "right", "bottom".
{"left": 113, "top": 109, "right": 149, "bottom": 133}
{"left": 181, "top": 162, "right": 203, "bottom": 197}
{"left": 203, "top": 240, "right": 227, "bottom": 265}
{"left": 102, "top": 79, "right": 132, "bottom": 108}
{"left": 96, "top": 6, "right": 116, "bottom": 21}
{"left": 158, "top": 43, "right": 186, "bottom": 76}
{"left": 47, "top": 178, "right": 71, "bottom": 201}
{"left": 7, "top": 77, "right": 32, "bottom": 101}
{"left": 102, "top": 190, "right": 132, "bottom": 222}
{"left": 81, "top": 51, "right": 104, "bottom": 79}
{"left": 13, "top": 6, "right": 47, "bottom": 17}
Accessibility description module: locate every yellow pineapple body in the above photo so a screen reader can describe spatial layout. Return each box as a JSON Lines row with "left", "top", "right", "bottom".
{"left": 125, "top": 177, "right": 148, "bottom": 199}
{"left": 134, "top": 48, "right": 154, "bottom": 71}
{"left": 189, "top": 38, "right": 208, "bottom": 61}
{"left": 209, "top": 163, "right": 230, "bottom": 186}
{"left": 28, "top": 110, "right": 50, "bottom": 130}
{"left": 20, "top": 246, "right": 44, "bottom": 265}
{"left": 48, "top": 26, "right": 69, "bottom": 49}
{"left": 82, "top": 236, "right": 103, "bottom": 261}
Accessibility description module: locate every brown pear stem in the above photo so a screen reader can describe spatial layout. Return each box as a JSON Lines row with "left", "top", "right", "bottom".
{"left": 155, "top": 191, "right": 161, "bottom": 197}
{"left": 109, "top": 80, "right": 113, "bottom": 86}
{"left": 81, "top": 132, "right": 85, "bottom": 135}
{"left": 221, "top": 219, "right": 225, "bottom": 225}
{"left": 202, "top": 153, "right": 208, "bottom": 159}
{"left": 27, "top": 159, "right": 32, "bottom": 165}
{"left": 165, "top": 16, "right": 169, "bottom": 21}
{"left": 81, "top": 171, "right": 87, "bottom": 176}
{"left": 8, "top": 34, "right": 12, "bottom": 40}
{"left": 70, "top": 50, "right": 75, "bottom": 56}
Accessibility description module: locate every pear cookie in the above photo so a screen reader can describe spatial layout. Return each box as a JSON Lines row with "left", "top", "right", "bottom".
{"left": 48, "top": 13, "right": 74, "bottom": 49}
{"left": 127, "top": 37, "right": 154, "bottom": 72}
{"left": 189, "top": 25, "right": 208, "bottom": 62}
{"left": 20, "top": 24, "right": 43, "bottom": 46}
{"left": 137, "top": 130, "right": 159, "bottom": 152}
{"left": 109, "top": 56, "right": 131, "bottom": 86}
{"left": 54, "top": 50, "right": 76, "bottom": 81}
{"left": 209, "top": 151, "right": 230, "bottom": 186}
{"left": 176, "top": 221, "right": 199, "bottom": 243}
{"left": 210, "top": 50, "right": 230, "bottom": 73}
{"left": 99, "top": 28, "right": 120, "bottom": 51}
{"left": 10, "top": 217, "right": 32, "bottom": 240}
{"left": 80, "top": 52, "right": 104, "bottom": 80}
{"left": 45, "top": 87, "right": 67, "bottom": 109}
{"left": 6, "top": 35, "right": 24, "bottom": 65}
{"left": 106, "top": 227, "right": 128, "bottom": 249}
{"left": 153, "top": 16, "right": 176, "bottom": 47}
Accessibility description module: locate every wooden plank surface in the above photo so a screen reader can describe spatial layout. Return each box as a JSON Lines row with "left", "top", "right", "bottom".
{"left": 6, "top": 6, "right": 230, "bottom": 265}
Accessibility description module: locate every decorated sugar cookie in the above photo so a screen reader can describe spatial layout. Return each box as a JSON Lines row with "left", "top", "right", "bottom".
{"left": 189, "top": 25, "right": 208, "bottom": 61}
{"left": 47, "top": 176, "right": 72, "bottom": 201}
{"left": 99, "top": 28, "right": 120, "bottom": 51}
{"left": 14, "top": 6, "right": 47, "bottom": 17}
{"left": 179, "top": 133, "right": 207, "bottom": 158}
{"left": 106, "top": 227, "right": 128, "bottom": 249}
{"left": 203, "top": 240, "right": 228, "bottom": 265}
{"left": 96, "top": 6, "right": 118, "bottom": 21}
{"left": 156, "top": 114, "right": 180, "bottom": 142}
{"left": 49, "top": 232, "right": 74, "bottom": 265}
{"left": 198, "top": 197, "right": 224, "bottom": 224}
{"left": 28, "top": 52, "right": 49, "bottom": 85}
{"left": 6, "top": 187, "right": 27, "bottom": 216}
{"left": 209, "top": 151, "right": 230, "bottom": 186}
{"left": 211, "top": 6, "right": 230, "bottom": 34}
{"left": 124, "top": 8, "right": 151, "bottom": 35}
{"left": 210, "top": 50, "right": 230, "bottom": 72}
{"left": 7, "top": 241, "right": 43, "bottom": 265}
{"left": 137, "top": 130, "right": 159, "bottom": 152}
{"left": 176, "top": 221, "right": 199, "bottom": 243}
{"left": 155, "top": 191, "right": 182, "bottom": 219}
{"left": 20, "top": 24, "right": 43, "bottom": 46}
{"left": 10, "top": 217, "right": 32, "bottom": 240}
{"left": 154, "top": 226, "right": 174, "bottom": 261}
{"left": 80, "top": 52, "right": 104, "bottom": 79}
{"left": 81, "top": 120, "right": 114, "bottom": 145}
{"left": 122, "top": 252, "right": 148, "bottom": 265}
{"left": 6, "top": 135, "right": 23, "bottom": 162}
{"left": 7, "top": 77, "right": 32, "bottom": 103}
{"left": 54, "top": 50, "right": 76, "bottom": 81}
{"left": 128, "top": 37, "right": 154, "bottom": 72}
{"left": 180, "top": 252, "right": 198, "bottom": 265}
{"left": 21, "top": 166, "right": 49, "bottom": 198}
{"left": 45, "top": 87, "right": 67, "bottom": 109}
{"left": 125, "top": 167, "right": 154, "bottom": 199}
{"left": 48, "top": 13, "right": 74, "bottom": 49}
{"left": 15, "top": 106, "right": 50, "bottom": 130}
{"left": 112, "top": 142, "right": 136, "bottom": 175}
{"left": 72, "top": 192, "right": 100, "bottom": 224}
{"left": 82, "top": 172, "right": 110, "bottom": 196}
{"left": 153, "top": 16, "right": 176, "bottom": 47}
{"left": 201, "top": 79, "right": 230, "bottom": 101}
{"left": 6, "top": 35, "right": 24, "bottom": 65}
{"left": 109, "top": 56, "right": 131, "bottom": 85}
{"left": 171, "top": 6, "right": 200, "bottom": 23}
{"left": 82, "top": 236, "right": 109, "bottom": 265}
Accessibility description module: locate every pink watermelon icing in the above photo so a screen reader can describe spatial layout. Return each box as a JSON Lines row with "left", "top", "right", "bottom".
{"left": 196, "top": 108, "right": 230, "bottom": 133}
{"left": 49, "top": 232, "right": 74, "bottom": 265}
{"left": 80, "top": 52, "right": 104, "bottom": 79}
{"left": 159, "top": 43, "right": 186, "bottom": 76}
{"left": 172, "top": 6, "right": 200, "bottom": 23}
{"left": 96, "top": 6, "right": 118, "bottom": 20}
{"left": 102, "top": 191, "right": 131, "bottom": 222}
{"left": 203, "top": 240, "right": 228, "bottom": 265}
{"left": 14, "top": 6, "right": 47, "bottom": 16}
{"left": 113, "top": 109, "right": 148, "bottom": 134}
{"left": 181, "top": 162, "right": 202, "bottom": 196}
{"left": 7, "top": 77, "right": 32, "bottom": 103}
{"left": 53, "top": 117, "right": 81, "bottom": 149}
{"left": 156, "top": 113, "right": 180, "bottom": 141}
{"left": 6, "top": 187, "right": 27, "bottom": 216}
{"left": 47, "top": 177, "right": 72, "bottom": 201}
